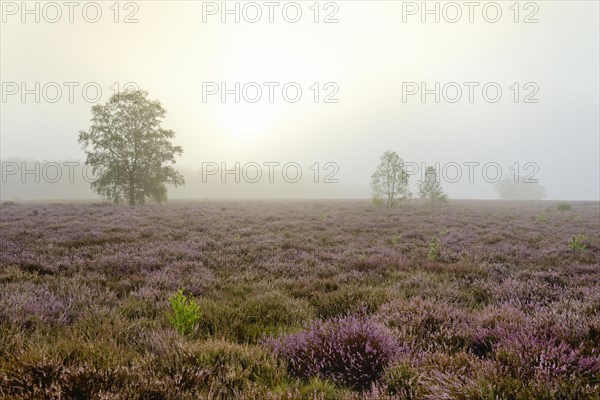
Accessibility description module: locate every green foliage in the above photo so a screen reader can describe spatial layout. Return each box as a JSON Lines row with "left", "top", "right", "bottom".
{"left": 557, "top": 202, "right": 572, "bottom": 211}
{"left": 168, "top": 289, "right": 201, "bottom": 335}
{"left": 568, "top": 235, "right": 587, "bottom": 252}
{"left": 427, "top": 236, "right": 442, "bottom": 261}
{"left": 371, "top": 150, "right": 412, "bottom": 208}
{"left": 389, "top": 234, "right": 402, "bottom": 246}
{"left": 534, "top": 212, "right": 547, "bottom": 222}
{"left": 78, "top": 89, "right": 184, "bottom": 205}
{"left": 418, "top": 166, "right": 448, "bottom": 205}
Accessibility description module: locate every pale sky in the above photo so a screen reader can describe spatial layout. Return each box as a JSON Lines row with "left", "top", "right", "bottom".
{"left": 1, "top": 1, "right": 599, "bottom": 199}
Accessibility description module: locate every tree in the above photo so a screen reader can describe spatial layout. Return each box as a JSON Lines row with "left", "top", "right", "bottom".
{"left": 79, "top": 89, "right": 184, "bottom": 205}
{"left": 495, "top": 175, "right": 545, "bottom": 200}
{"left": 371, "top": 150, "right": 411, "bottom": 208}
{"left": 418, "top": 166, "right": 448, "bottom": 205}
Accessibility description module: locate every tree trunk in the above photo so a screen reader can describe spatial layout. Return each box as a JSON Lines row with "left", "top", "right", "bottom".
{"left": 129, "top": 180, "right": 135, "bottom": 206}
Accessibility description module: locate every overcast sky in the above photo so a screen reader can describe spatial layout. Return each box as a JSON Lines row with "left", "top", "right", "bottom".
{"left": 1, "top": 1, "right": 599, "bottom": 200}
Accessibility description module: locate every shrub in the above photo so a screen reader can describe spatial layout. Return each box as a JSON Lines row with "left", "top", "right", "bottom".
{"left": 557, "top": 202, "right": 572, "bottom": 211}
{"left": 120, "top": 296, "right": 160, "bottom": 320}
{"left": 0, "top": 283, "right": 73, "bottom": 326}
{"left": 0, "top": 357, "right": 138, "bottom": 400}
{"left": 299, "top": 377, "right": 344, "bottom": 399}
{"left": 237, "top": 292, "right": 312, "bottom": 341}
{"left": 427, "top": 237, "right": 441, "bottom": 261}
{"left": 147, "top": 262, "right": 215, "bottom": 297}
{"left": 388, "top": 234, "right": 402, "bottom": 247}
{"left": 372, "top": 198, "right": 385, "bottom": 207}
{"left": 568, "top": 235, "right": 587, "bottom": 252}
{"left": 198, "top": 291, "right": 312, "bottom": 343}
{"left": 168, "top": 289, "right": 201, "bottom": 335}
{"left": 378, "top": 298, "right": 471, "bottom": 352}
{"left": 477, "top": 332, "right": 600, "bottom": 399}
{"left": 309, "top": 286, "right": 388, "bottom": 319}
{"left": 534, "top": 212, "right": 547, "bottom": 222}
{"left": 268, "top": 315, "right": 401, "bottom": 390}
{"left": 382, "top": 362, "right": 425, "bottom": 398}
{"left": 150, "top": 339, "right": 282, "bottom": 399}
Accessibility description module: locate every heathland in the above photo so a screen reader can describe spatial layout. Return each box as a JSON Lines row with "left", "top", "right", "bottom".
{"left": 1, "top": 200, "right": 599, "bottom": 399}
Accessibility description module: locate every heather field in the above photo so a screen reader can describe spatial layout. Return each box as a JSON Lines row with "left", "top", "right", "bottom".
{"left": 1, "top": 200, "right": 599, "bottom": 399}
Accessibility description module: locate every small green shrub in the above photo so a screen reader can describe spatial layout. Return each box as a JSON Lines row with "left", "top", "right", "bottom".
{"left": 427, "top": 237, "right": 441, "bottom": 261}
{"left": 534, "top": 212, "right": 547, "bottom": 222}
{"left": 389, "top": 234, "right": 402, "bottom": 247}
{"left": 168, "top": 289, "right": 201, "bottom": 335}
{"left": 557, "top": 202, "right": 572, "bottom": 211}
{"left": 568, "top": 235, "right": 587, "bottom": 252}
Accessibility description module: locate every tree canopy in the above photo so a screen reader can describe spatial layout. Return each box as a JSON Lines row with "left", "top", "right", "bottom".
{"left": 418, "top": 166, "right": 448, "bottom": 205}
{"left": 78, "top": 89, "right": 184, "bottom": 205}
{"left": 371, "top": 150, "right": 411, "bottom": 208}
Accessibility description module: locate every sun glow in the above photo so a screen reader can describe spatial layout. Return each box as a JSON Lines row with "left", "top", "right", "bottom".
{"left": 218, "top": 99, "right": 281, "bottom": 137}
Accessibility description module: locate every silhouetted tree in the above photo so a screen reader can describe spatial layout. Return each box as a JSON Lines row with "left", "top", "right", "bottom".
{"left": 418, "top": 166, "right": 448, "bottom": 205}
{"left": 495, "top": 175, "right": 545, "bottom": 200}
{"left": 371, "top": 150, "right": 411, "bottom": 208}
{"left": 79, "top": 89, "right": 184, "bottom": 205}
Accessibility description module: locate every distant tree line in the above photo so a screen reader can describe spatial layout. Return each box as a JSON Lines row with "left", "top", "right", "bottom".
{"left": 495, "top": 176, "right": 545, "bottom": 200}
{"left": 371, "top": 150, "right": 447, "bottom": 208}
{"left": 370, "top": 150, "right": 545, "bottom": 207}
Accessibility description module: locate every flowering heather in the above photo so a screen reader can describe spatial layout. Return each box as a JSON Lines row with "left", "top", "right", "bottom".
{"left": 268, "top": 314, "right": 401, "bottom": 390}
{"left": 0, "top": 282, "right": 73, "bottom": 325}
{"left": 0, "top": 200, "right": 599, "bottom": 398}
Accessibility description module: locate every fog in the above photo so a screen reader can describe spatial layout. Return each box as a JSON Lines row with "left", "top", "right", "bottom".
{"left": 1, "top": 1, "right": 599, "bottom": 200}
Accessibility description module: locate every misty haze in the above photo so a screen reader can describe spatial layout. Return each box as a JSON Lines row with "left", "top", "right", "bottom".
{"left": 1, "top": 1, "right": 599, "bottom": 399}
